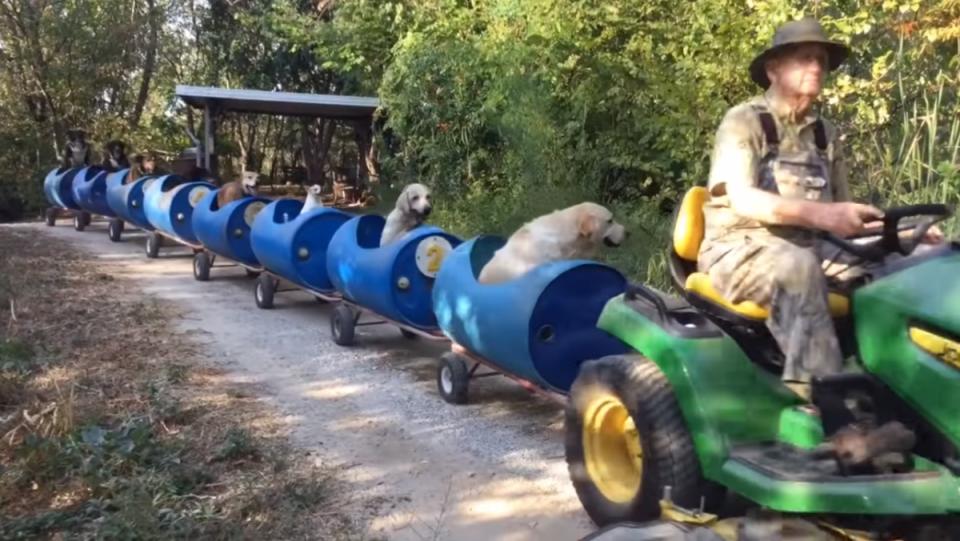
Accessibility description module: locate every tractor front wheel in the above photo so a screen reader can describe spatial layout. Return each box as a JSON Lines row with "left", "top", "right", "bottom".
{"left": 565, "top": 354, "right": 712, "bottom": 526}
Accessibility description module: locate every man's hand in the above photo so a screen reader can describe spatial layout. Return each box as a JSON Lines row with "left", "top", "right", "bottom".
{"left": 815, "top": 202, "right": 884, "bottom": 238}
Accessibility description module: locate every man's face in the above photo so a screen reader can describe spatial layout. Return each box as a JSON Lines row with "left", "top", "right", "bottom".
{"left": 766, "top": 43, "right": 828, "bottom": 98}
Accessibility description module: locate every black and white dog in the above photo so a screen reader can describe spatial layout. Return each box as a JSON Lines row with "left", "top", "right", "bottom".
{"left": 101, "top": 140, "right": 131, "bottom": 171}
{"left": 61, "top": 129, "right": 91, "bottom": 169}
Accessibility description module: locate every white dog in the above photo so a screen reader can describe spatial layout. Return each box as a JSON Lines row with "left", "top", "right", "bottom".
{"left": 477, "top": 202, "right": 627, "bottom": 284}
{"left": 301, "top": 184, "right": 325, "bottom": 214}
{"left": 380, "top": 183, "right": 433, "bottom": 246}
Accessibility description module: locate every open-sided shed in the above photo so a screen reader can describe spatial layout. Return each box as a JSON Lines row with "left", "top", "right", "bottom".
{"left": 175, "top": 85, "right": 380, "bottom": 188}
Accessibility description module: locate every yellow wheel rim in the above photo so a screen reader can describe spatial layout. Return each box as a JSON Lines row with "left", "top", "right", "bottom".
{"left": 582, "top": 394, "right": 643, "bottom": 504}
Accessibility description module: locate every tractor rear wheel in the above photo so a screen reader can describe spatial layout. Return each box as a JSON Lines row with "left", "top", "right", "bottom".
{"left": 565, "top": 354, "right": 712, "bottom": 526}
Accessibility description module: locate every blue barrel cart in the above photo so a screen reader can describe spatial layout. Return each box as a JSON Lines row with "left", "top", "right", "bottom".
{"left": 105, "top": 172, "right": 159, "bottom": 242}
{"left": 249, "top": 199, "right": 352, "bottom": 308}
{"left": 42, "top": 167, "right": 90, "bottom": 228}
{"left": 69, "top": 166, "right": 119, "bottom": 232}
{"left": 325, "top": 215, "right": 462, "bottom": 345}
{"left": 142, "top": 174, "right": 217, "bottom": 258}
{"left": 431, "top": 235, "right": 629, "bottom": 404}
{"left": 190, "top": 189, "right": 271, "bottom": 281}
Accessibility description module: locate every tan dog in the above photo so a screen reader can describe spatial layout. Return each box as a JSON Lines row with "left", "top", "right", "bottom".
{"left": 125, "top": 153, "right": 157, "bottom": 184}
{"left": 216, "top": 171, "right": 259, "bottom": 207}
{"left": 380, "top": 183, "right": 433, "bottom": 246}
{"left": 301, "top": 184, "right": 325, "bottom": 214}
{"left": 478, "top": 202, "right": 627, "bottom": 284}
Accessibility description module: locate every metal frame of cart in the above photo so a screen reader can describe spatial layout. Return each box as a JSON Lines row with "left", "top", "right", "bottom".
{"left": 436, "top": 342, "right": 566, "bottom": 406}
{"left": 329, "top": 297, "right": 449, "bottom": 347}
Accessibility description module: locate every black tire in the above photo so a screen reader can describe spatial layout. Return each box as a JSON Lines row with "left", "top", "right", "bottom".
{"left": 108, "top": 218, "right": 124, "bottom": 242}
{"left": 81, "top": 211, "right": 91, "bottom": 226}
{"left": 45, "top": 208, "right": 57, "bottom": 227}
{"left": 565, "top": 354, "right": 712, "bottom": 526}
{"left": 145, "top": 232, "right": 161, "bottom": 259}
{"left": 400, "top": 328, "right": 418, "bottom": 340}
{"left": 255, "top": 273, "right": 275, "bottom": 309}
{"left": 330, "top": 304, "right": 356, "bottom": 346}
{"left": 193, "top": 252, "right": 211, "bottom": 281}
{"left": 245, "top": 268, "right": 260, "bottom": 279}
{"left": 73, "top": 213, "right": 85, "bottom": 232}
{"left": 437, "top": 352, "right": 469, "bottom": 404}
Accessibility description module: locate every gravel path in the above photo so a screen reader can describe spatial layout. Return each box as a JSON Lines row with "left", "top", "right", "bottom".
{"left": 28, "top": 220, "right": 594, "bottom": 541}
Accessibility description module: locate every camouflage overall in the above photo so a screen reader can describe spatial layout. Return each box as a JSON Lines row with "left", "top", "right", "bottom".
{"left": 698, "top": 91, "right": 851, "bottom": 383}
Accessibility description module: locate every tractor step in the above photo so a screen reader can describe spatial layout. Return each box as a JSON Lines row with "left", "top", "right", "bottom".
{"left": 729, "top": 443, "right": 933, "bottom": 482}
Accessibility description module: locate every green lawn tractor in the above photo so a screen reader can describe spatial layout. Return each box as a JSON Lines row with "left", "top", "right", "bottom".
{"left": 565, "top": 187, "right": 960, "bottom": 539}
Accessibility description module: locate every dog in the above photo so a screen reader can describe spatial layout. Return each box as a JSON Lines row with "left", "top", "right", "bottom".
{"left": 61, "top": 129, "right": 91, "bottom": 168}
{"left": 301, "top": 184, "right": 325, "bottom": 214}
{"left": 380, "top": 183, "right": 433, "bottom": 246}
{"left": 126, "top": 153, "right": 158, "bottom": 184}
{"left": 477, "top": 202, "right": 627, "bottom": 284}
{"left": 101, "top": 140, "right": 130, "bottom": 171}
{"left": 216, "top": 171, "right": 259, "bottom": 207}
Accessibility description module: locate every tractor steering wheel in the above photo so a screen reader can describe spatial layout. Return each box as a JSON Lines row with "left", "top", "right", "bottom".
{"left": 822, "top": 204, "right": 952, "bottom": 262}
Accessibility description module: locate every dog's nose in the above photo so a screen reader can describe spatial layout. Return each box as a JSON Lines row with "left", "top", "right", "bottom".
{"left": 603, "top": 237, "right": 621, "bottom": 248}
{"left": 422, "top": 206, "right": 432, "bottom": 217}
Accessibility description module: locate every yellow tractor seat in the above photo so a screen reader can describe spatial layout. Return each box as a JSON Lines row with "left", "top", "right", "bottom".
{"left": 672, "top": 186, "right": 850, "bottom": 320}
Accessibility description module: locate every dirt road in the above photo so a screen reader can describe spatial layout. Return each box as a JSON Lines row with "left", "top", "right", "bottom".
{"left": 27, "top": 220, "right": 594, "bottom": 541}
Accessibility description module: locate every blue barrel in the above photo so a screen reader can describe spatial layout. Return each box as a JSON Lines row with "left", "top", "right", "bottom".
{"left": 43, "top": 167, "right": 83, "bottom": 210}
{"left": 250, "top": 199, "right": 352, "bottom": 292}
{"left": 327, "top": 215, "right": 462, "bottom": 330}
{"left": 71, "top": 166, "right": 116, "bottom": 217}
{"left": 432, "top": 235, "right": 629, "bottom": 393}
{"left": 192, "top": 189, "right": 270, "bottom": 267}
{"left": 143, "top": 174, "right": 216, "bottom": 243}
{"left": 107, "top": 173, "right": 158, "bottom": 230}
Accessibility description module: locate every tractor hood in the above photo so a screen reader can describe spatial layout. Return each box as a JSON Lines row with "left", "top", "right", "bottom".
{"left": 855, "top": 247, "right": 960, "bottom": 448}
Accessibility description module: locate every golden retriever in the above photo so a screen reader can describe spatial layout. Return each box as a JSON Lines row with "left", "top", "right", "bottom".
{"left": 380, "top": 183, "right": 432, "bottom": 246}
{"left": 216, "top": 171, "right": 259, "bottom": 207}
{"left": 478, "top": 202, "right": 626, "bottom": 284}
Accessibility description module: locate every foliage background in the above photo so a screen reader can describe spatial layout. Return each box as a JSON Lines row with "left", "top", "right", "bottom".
{"left": 1, "top": 0, "right": 957, "bottom": 285}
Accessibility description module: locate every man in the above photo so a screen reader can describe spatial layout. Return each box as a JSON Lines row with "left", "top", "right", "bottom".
{"left": 699, "top": 18, "right": 942, "bottom": 401}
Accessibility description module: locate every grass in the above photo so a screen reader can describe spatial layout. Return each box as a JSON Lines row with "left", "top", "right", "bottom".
{"left": 0, "top": 229, "right": 360, "bottom": 540}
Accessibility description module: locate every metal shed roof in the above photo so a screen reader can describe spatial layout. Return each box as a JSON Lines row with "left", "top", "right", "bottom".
{"left": 175, "top": 85, "right": 380, "bottom": 118}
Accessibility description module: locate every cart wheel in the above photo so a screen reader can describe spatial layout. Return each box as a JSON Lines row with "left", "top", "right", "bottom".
{"left": 81, "top": 212, "right": 91, "bottom": 226}
{"left": 400, "top": 329, "right": 418, "bottom": 340}
{"left": 330, "top": 304, "right": 356, "bottom": 346}
{"left": 108, "top": 218, "right": 124, "bottom": 242}
{"left": 245, "top": 268, "right": 260, "bottom": 279}
{"left": 145, "top": 232, "right": 161, "bottom": 259}
{"left": 437, "top": 353, "right": 470, "bottom": 404}
{"left": 73, "top": 213, "right": 86, "bottom": 232}
{"left": 45, "top": 208, "right": 57, "bottom": 227}
{"left": 193, "top": 252, "right": 211, "bottom": 281}
{"left": 255, "top": 273, "right": 274, "bottom": 309}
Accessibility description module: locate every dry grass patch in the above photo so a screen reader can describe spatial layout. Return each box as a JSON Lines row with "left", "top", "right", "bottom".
{"left": 0, "top": 228, "right": 365, "bottom": 540}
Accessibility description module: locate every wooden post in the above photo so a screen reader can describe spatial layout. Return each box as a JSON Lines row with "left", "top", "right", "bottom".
{"left": 203, "top": 103, "right": 220, "bottom": 179}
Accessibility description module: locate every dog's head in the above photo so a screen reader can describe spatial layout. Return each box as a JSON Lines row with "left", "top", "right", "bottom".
{"left": 241, "top": 171, "right": 259, "bottom": 194}
{"left": 574, "top": 202, "right": 627, "bottom": 248}
{"left": 66, "top": 128, "right": 87, "bottom": 144}
{"left": 104, "top": 140, "right": 127, "bottom": 166}
{"left": 307, "top": 184, "right": 323, "bottom": 198}
{"left": 396, "top": 183, "right": 432, "bottom": 219}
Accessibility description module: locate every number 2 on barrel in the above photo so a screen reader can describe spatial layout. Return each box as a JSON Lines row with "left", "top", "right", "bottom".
{"left": 426, "top": 244, "right": 445, "bottom": 273}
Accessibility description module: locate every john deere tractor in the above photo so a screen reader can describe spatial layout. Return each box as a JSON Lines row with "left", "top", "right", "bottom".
{"left": 565, "top": 187, "right": 960, "bottom": 539}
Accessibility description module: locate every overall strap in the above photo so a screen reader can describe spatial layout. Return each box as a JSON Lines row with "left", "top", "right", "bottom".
{"left": 757, "top": 111, "right": 780, "bottom": 148}
{"left": 813, "top": 118, "right": 828, "bottom": 152}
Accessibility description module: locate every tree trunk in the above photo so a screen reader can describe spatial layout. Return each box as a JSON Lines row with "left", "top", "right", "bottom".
{"left": 316, "top": 119, "right": 336, "bottom": 187}
{"left": 130, "top": 0, "right": 159, "bottom": 128}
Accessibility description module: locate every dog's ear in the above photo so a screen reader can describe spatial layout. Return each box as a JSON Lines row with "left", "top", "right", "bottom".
{"left": 577, "top": 210, "right": 598, "bottom": 238}
{"left": 396, "top": 186, "right": 412, "bottom": 213}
